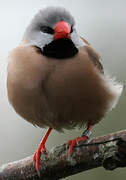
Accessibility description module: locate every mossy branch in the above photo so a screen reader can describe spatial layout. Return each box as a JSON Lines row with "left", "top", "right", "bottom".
{"left": 0, "top": 130, "right": 126, "bottom": 180}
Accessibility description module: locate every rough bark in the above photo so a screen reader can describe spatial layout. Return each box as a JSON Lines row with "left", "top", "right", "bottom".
{"left": 0, "top": 130, "right": 126, "bottom": 180}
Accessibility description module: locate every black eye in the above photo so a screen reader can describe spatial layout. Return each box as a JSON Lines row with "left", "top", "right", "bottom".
{"left": 40, "top": 26, "right": 54, "bottom": 34}
{"left": 70, "top": 26, "right": 73, "bottom": 33}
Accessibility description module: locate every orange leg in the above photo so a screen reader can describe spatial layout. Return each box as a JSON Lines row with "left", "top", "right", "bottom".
{"left": 33, "top": 128, "right": 52, "bottom": 175}
{"left": 67, "top": 124, "right": 93, "bottom": 155}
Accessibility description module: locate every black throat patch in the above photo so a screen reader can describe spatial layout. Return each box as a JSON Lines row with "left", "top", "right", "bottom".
{"left": 42, "top": 38, "right": 78, "bottom": 59}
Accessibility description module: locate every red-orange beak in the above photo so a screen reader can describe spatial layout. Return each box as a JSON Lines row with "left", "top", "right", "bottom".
{"left": 54, "top": 21, "right": 71, "bottom": 40}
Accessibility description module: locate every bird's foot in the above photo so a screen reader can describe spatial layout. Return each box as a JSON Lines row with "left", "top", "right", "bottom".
{"left": 33, "top": 128, "right": 52, "bottom": 176}
{"left": 67, "top": 135, "right": 88, "bottom": 155}
{"left": 67, "top": 128, "right": 92, "bottom": 155}
{"left": 33, "top": 144, "right": 46, "bottom": 176}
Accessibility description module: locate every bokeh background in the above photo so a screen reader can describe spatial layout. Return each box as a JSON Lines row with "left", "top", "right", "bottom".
{"left": 0, "top": 0, "right": 126, "bottom": 179}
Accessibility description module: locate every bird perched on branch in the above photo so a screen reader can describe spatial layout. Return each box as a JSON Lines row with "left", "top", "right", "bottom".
{"left": 7, "top": 6, "right": 123, "bottom": 174}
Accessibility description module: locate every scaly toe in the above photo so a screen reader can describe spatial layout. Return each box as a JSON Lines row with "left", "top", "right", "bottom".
{"left": 66, "top": 139, "right": 72, "bottom": 149}
{"left": 67, "top": 135, "right": 88, "bottom": 155}
{"left": 33, "top": 145, "right": 46, "bottom": 175}
{"left": 68, "top": 139, "right": 76, "bottom": 155}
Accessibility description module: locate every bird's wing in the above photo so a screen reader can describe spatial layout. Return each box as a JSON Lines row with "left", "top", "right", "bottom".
{"left": 81, "top": 37, "right": 104, "bottom": 74}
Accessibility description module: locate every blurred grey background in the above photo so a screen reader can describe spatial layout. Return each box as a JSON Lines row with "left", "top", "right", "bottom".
{"left": 0, "top": 0, "right": 126, "bottom": 179}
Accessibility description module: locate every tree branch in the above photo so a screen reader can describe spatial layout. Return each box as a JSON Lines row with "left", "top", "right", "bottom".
{"left": 1, "top": 130, "right": 126, "bottom": 180}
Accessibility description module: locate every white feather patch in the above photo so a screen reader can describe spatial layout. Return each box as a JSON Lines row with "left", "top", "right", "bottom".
{"left": 102, "top": 73, "right": 123, "bottom": 113}
{"left": 71, "top": 31, "right": 86, "bottom": 48}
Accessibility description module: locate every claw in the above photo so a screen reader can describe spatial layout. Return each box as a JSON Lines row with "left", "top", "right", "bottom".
{"left": 33, "top": 128, "right": 52, "bottom": 176}
{"left": 66, "top": 139, "right": 72, "bottom": 149}
{"left": 68, "top": 139, "right": 76, "bottom": 155}
{"left": 67, "top": 135, "right": 88, "bottom": 155}
{"left": 67, "top": 124, "right": 93, "bottom": 155}
{"left": 33, "top": 143, "right": 46, "bottom": 173}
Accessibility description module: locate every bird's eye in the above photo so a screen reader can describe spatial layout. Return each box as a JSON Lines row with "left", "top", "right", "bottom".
{"left": 40, "top": 26, "right": 54, "bottom": 34}
{"left": 70, "top": 26, "right": 73, "bottom": 33}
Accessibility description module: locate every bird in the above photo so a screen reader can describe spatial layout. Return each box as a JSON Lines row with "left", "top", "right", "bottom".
{"left": 7, "top": 6, "right": 123, "bottom": 174}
